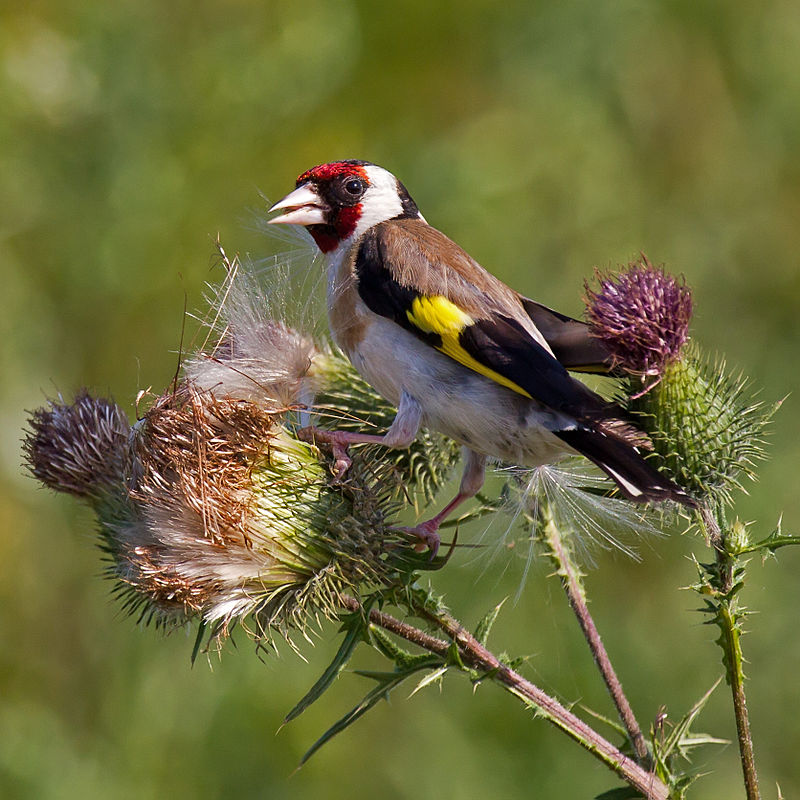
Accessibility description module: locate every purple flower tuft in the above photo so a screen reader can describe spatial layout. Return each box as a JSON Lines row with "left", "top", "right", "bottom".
{"left": 23, "top": 391, "right": 131, "bottom": 499}
{"left": 584, "top": 256, "right": 693, "bottom": 380}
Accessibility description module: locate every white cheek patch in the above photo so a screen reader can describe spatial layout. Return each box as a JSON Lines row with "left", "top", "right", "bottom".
{"left": 351, "top": 165, "right": 406, "bottom": 237}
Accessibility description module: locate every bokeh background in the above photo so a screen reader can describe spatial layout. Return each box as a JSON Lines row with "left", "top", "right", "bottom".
{"left": 3, "top": 1, "right": 800, "bottom": 798}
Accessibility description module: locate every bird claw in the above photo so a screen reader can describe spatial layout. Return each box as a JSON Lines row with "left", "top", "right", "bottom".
{"left": 330, "top": 442, "right": 352, "bottom": 481}
{"left": 297, "top": 427, "right": 353, "bottom": 481}
{"left": 398, "top": 520, "right": 441, "bottom": 559}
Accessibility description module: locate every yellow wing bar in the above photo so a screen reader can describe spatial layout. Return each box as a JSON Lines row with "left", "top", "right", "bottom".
{"left": 406, "top": 295, "right": 532, "bottom": 398}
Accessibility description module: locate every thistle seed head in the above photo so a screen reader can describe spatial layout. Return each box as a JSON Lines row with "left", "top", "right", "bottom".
{"left": 23, "top": 243, "right": 459, "bottom": 647}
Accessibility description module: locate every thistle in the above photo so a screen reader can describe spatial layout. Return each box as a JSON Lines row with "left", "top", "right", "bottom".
{"left": 25, "top": 381, "right": 422, "bottom": 642}
{"left": 22, "top": 250, "right": 453, "bottom": 646}
{"left": 585, "top": 256, "right": 775, "bottom": 508}
{"left": 585, "top": 255, "right": 692, "bottom": 387}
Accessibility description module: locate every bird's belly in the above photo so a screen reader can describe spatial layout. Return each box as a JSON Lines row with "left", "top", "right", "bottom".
{"left": 345, "top": 318, "right": 572, "bottom": 466}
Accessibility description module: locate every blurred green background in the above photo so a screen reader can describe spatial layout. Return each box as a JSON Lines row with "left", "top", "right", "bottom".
{"left": 3, "top": 1, "right": 800, "bottom": 797}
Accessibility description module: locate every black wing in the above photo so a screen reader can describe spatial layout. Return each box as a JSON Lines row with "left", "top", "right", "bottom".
{"left": 520, "top": 298, "right": 613, "bottom": 373}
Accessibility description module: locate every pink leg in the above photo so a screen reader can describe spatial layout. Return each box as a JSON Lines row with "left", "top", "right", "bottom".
{"left": 298, "top": 390, "right": 423, "bottom": 480}
{"left": 296, "top": 428, "right": 388, "bottom": 480}
{"left": 402, "top": 450, "right": 487, "bottom": 557}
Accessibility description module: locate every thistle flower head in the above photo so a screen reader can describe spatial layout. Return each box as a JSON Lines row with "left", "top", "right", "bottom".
{"left": 185, "top": 246, "right": 320, "bottom": 410}
{"left": 23, "top": 391, "right": 131, "bottom": 501}
{"left": 584, "top": 258, "right": 775, "bottom": 509}
{"left": 120, "top": 382, "right": 410, "bottom": 638}
{"left": 585, "top": 256, "right": 693, "bottom": 380}
{"left": 24, "top": 381, "right": 418, "bottom": 644}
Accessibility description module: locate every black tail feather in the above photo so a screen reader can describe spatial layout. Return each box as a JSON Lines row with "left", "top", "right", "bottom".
{"left": 554, "top": 428, "right": 697, "bottom": 508}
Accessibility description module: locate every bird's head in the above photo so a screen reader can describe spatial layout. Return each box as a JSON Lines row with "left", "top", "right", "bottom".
{"left": 268, "top": 160, "right": 420, "bottom": 253}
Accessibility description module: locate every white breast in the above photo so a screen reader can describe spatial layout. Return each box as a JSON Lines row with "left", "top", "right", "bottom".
{"left": 348, "top": 313, "right": 573, "bottom": 466}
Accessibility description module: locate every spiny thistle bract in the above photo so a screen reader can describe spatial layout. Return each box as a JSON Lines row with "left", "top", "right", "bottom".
{"left": 584, "top": 257, "right": 775, "bottom": 509}
{"left": 624, "top": 352, "right": 777, "bottom": 508}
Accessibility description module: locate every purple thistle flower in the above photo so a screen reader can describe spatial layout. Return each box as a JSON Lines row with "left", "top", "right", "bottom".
{"left": 584, "top": 256, "right": 693, "bottom": 382}
{"left": 23, "top": 391, "right": 131, "bottom": 499}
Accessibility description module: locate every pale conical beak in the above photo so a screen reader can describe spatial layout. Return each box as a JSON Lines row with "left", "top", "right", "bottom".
{"left": 268, "top": 184, "right": 328, "bottom": 226}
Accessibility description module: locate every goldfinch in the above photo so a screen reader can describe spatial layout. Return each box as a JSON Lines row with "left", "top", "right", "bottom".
{"left": 269, "top": 160, "right": 694, "bottom": 554}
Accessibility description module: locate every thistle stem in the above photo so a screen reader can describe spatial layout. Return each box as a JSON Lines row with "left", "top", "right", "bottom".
{"left": 341, "top": 596, "right": 669, "bottom": 800}
{"left": 700, "top": 503, "right": 760, "bottom": 800}
{"left": 540, "top": 509, "right": 650, "bottom": 764}
{"left": 714, "top": 547, "right": 761, "bottom": 800}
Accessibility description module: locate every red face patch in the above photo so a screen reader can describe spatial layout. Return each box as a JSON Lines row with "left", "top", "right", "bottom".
{"left": 296, "top": 161, "right": 369, "bottom": 186}
{"left": 295, "top": 161, "right": 371, "bottom": 253}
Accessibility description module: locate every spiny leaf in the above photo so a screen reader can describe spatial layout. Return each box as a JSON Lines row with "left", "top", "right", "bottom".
{"left": 737, "top": 516, "right": 800, "bottom": 555}
{"left": 298, "top": 657, "right": 442, "bottom": 766}
{"left": 656, "top": 678, "right": 726, "bottom": 763}
{"left": 368, "top": 624, "right": 442, "bottom": 671}
{"left": 190, "top": 620, "right": 208, "bottom": 666}
{"left": 474, "top": 598, "right": 507, "bottom": 646}
{"left": 580, "top": 705, "right": 628, "bottom": 740}
{"left": 284, "top": 613, "right": 368, "bottom": 724}
{"left": 409, "top": 666, "right": 449, "bottom": 697}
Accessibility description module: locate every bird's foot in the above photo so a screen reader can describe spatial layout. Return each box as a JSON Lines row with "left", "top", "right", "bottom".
{"left": 398, "top": 519, "right": 442, "bottom": 559}
{"left": 297, "top": 427, "right": 352, "bottom": 481}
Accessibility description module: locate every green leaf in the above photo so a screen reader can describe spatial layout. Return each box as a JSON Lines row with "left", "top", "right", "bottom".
{"left": 284, "top": 613, "right": 367, "bottom": 724}
{"left": 299, "top": 657, "right": 442, "bottom": 766}
{"left": 580, "top": 705, "right": 627, "bottom": 740}
{"left": 190, "top": 620, "right": 208, "bottom": 666}
{"left": 367, "top": 624, "right": 442, "bottom": 670}
{"left": 474, "top": 598, "right": 507, "bottom": 646}
{"left": 737, "top": 517, "right": 800, "bottom": 555}
{"left": 409, "top": 666, "right": 449, "bottom": 696}
{"left": 656, "top": 678, "right": 727, "bottom": 765}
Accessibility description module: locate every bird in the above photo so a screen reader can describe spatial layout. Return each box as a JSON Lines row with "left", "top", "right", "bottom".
{"left": 268, "top": 159, "right": 694, "bottom": 555}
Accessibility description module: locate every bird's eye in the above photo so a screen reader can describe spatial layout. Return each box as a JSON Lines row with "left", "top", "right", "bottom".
{"left": 344, "top": 178, "right": 364, "bottom": 195}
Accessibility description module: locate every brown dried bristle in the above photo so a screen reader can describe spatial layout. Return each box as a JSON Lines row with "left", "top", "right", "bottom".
{"left": 132, "top": 383, "right": 281, "bottom": 548}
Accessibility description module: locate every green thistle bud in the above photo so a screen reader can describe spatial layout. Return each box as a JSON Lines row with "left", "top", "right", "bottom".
{"left": 727, "top": 519, "right": 751, "bottom": 554}
{"left": 624, "top": 351, "right": 775, "bottom": 507}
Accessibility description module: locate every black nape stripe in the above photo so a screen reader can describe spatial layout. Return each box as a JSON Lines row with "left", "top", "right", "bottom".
{"left": 395, "top": 180, "right": 420, "bottom": 219}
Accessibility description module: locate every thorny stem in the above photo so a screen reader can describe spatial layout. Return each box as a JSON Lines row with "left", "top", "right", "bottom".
{"left": 699, "top": 504, "right": 760, "bottom": 800}
{"left": 540, "top": 509, "right": 650, "bottom": 765}
{"left": 341, "top": 596, "right": 669, "bottom": 800}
